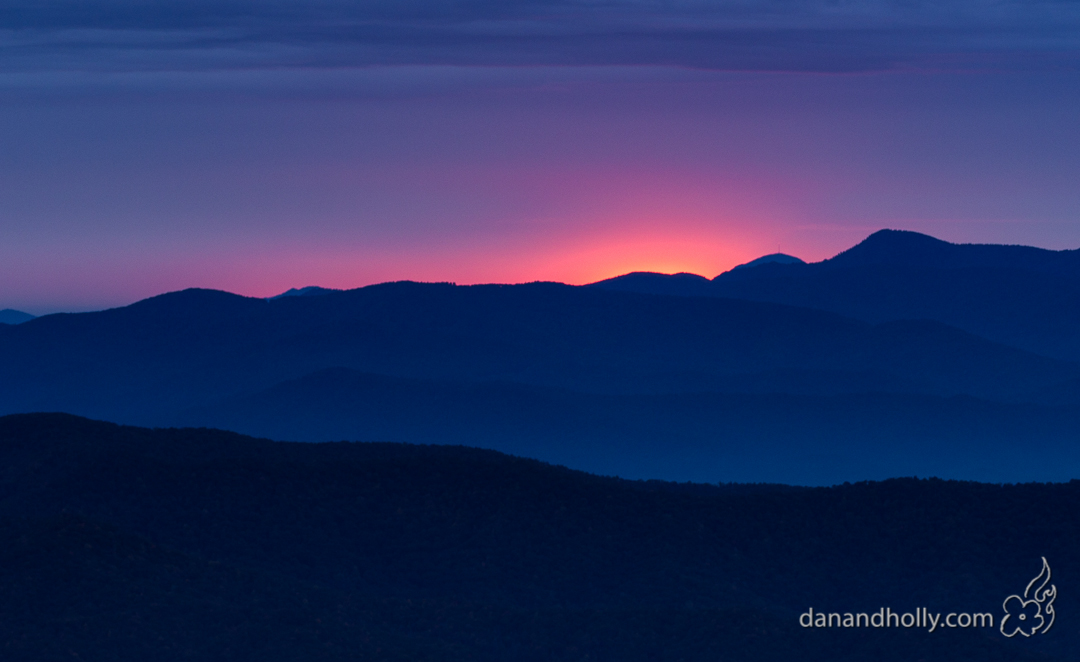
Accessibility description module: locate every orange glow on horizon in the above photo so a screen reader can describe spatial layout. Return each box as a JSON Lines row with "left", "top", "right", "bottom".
{"left": 13, "top": 210, "right": 816, "bottom": 313}
{"left": 229, "top": 226, "right": 769, "bottom": 298}
{"left": 530, "top": 234, "right": 754, "bottom": 285}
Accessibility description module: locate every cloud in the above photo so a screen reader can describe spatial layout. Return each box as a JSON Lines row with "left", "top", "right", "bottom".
{"left": 1, "top": 0, "right": 1079, "bottom": 75}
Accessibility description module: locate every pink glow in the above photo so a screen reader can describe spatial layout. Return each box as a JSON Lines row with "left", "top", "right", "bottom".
{"left": 5, "top": 70, "right": 1080, "bottom": 314}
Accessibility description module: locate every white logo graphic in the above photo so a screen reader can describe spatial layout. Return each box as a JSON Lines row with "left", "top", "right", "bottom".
{"left": 1001, "top": 557, "right": 1056, "bottom": 638}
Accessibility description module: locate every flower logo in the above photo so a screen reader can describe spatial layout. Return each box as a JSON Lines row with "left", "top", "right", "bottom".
{"left": 1001, "top": 557, "right": 1056, "bottom": 638}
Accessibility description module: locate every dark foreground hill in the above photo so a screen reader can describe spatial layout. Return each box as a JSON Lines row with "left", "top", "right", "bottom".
{"left": 0, "top": 413, "right": 1075, "bottom": 661}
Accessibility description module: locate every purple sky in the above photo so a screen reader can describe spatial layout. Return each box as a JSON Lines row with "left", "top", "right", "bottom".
{"left": 3, "top": 1, "right": 1080, "bottom": 314}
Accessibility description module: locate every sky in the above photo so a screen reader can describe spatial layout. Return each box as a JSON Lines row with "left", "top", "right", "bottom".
{"left": 2, "top": 0, "right": 1080, "bottom": 313}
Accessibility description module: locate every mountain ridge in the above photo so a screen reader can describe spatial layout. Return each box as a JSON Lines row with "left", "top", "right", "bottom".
{"left": 2, "top": 279, "right": 1079, "bottom": 483}
{"left": 173, "top": 366, "right": 1080, "bottom": 485}
{"left": 2, "top": 281, "right": 1072, "bottom": 410}
{"left": 589, "top": 229, "right": 1080, "bottom": 361}
{"left": 731, "top": 252, "right": 806, "bottom": 270}
{"left": 822, "top": 229, "right": 1080, "bottom": 272}
{"left": 0, "top": 309, "right": 35, "bottom": 325}
{"left": 6, "top": 230, "right": 1080, "bottom": 483}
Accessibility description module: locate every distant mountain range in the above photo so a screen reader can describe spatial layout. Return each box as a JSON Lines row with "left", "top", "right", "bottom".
{"left": 592, "top": 229, "right": 1080, "bottom": 362}
{"left": 3, "top": 229, "right": 1080, "bottom": 484}
{"left": 175, "top": 368, "right": 1080, "bottom": 485}
{"left": 0, "top": 309, "right": 34, "bottom": 325}
{"left": 732, "top": 253, "right": 806, "bottom": 270}
{"left": 268, "top": 285, "right": 342, "bottom": 299}
{"left": 0, "top": 413, "right": 1073, "bottom": 661}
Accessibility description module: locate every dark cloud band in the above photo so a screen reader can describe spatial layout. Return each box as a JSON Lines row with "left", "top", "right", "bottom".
{"left": 2, "top": 1, "right": 1079, "bottom": 73}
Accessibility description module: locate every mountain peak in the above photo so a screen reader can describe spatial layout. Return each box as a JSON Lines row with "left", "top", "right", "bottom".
{"left": 586, "top": 271, "right": 713, "bottom": 297}
{"left": 731, "top": 253, "right": 805, "bottom": 271}
{"left": 268, "top": 286, "right": 342, "bottom": 300}
{"left": 827, "top": 230, "right": 953, "bottom": 267}
{"left": 0, "top": 309, "right": 36, "bottom": 325}
{"left": 825, "top": 229, "right": 1079, "bottom": 272}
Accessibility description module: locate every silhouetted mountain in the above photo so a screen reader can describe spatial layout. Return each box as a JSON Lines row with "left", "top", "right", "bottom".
{"left": 731, "top": 253, "right": 806, "bottom": 270}
{"left": 2, "top": 282, "right": 1074, "bottom": 414}
{"left": 3, "top": 281, "right": 1079, "bottom": 482}
{"left": 710, "top": 231, "right": 1080, "bottom": 361}
{"left": 268, "top": 285, "right": 341, "bottom": 299}
{"left": 591, "top": 230, "right": 1080, "bottom": 362}
{"left": 0, "top": 413, "right": 1073, "bottom": 661}
{"left": 586, "top": 253, "right": 804, "bottom": 294}
{"left": 824, "top": 229, "right": 1080, "bottom": 273}
{"left": 583, "top": 270, "right": 715, "bottom": 297}
{"left": 0, "top": 308, "right": 34, "bottom": 324}
{"left": 175, "top": 368, "right": 1080, "bottom": 485}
